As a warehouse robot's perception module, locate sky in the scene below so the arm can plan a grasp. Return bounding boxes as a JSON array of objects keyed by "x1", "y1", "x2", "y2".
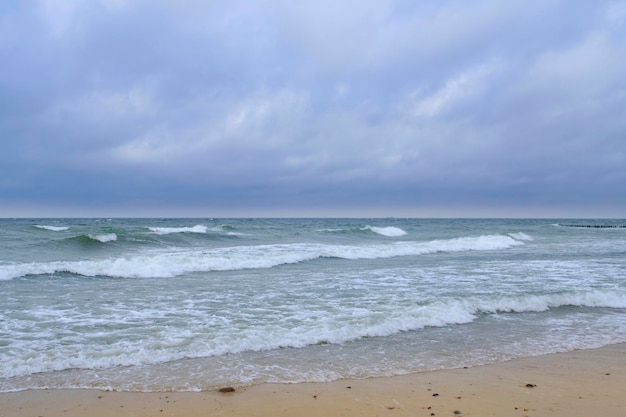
[{"x1": 1, "y1": 0, "x2": 625, "y2": 218}]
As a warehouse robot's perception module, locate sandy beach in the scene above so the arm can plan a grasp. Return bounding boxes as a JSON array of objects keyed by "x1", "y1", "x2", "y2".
[{"x1": 2, "y1": 343, "x2": 625, "y2": 417}]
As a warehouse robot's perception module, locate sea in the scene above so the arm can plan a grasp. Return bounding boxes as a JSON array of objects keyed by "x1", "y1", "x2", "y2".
[{"x1": 1, "y1": 218, "x2": 625, "y2": 392}]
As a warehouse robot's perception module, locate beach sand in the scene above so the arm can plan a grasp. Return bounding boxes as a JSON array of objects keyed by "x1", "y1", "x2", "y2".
[{"x1": 2, "y1": 344, "x2": 625, "y2": 417}]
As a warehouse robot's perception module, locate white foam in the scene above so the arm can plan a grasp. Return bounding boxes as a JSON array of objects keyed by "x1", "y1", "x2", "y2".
[
  {"x1": 149, "y1": 225, "x2": 208, "y2": 235},
  {"x1": 475, "y1": 290, "x2": 626, "y2": 313},
  {"x1": 3, "y1": 289, "x2": 625, "y2": 380},
  {"x1": 0, "y1": 299, "x2": 476, "y2": 378},
  {"x1": 210, "y1": 225, "x2": 245, "y2": 236},
  {"x1": 363, "y1": 226, "x2": 408, "y2": 237},
  {"x1": 0, "y1": 234, "x2": 526, "y2": 280},
  {"x1": 35, "y1": 225, "x2": 69, "y2": 231},
  {"x1": 88, "y1": 233, "x2": 117, "y2": 243}
]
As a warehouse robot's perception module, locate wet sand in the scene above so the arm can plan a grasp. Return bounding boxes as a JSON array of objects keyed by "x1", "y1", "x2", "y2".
[{"x1": 2, "y1": 344, "x2": 625, "y2": 417}]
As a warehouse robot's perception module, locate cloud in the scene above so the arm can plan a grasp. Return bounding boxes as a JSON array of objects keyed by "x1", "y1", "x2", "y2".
[
  {"x1": 224, "y1": 90, "x2": 309, "y2": 141},
  {"x1": 528, "y1": 33, "x2": 624, "y2": 100},
  {"x1": 37, "y1": 0, "x2": 81, "y2": 38},
  {"x1": 44, "y1": 86, "x2": 158, "y2": 125},
  {"x1": 278, "y1": 0, "x2": 392, "y2": 72},
  {"x1": 412, "y1": 61, "x2": 501, "y2": 118},
  {"x1": 606, "y1": 1, "x2": 626, "y2": 22},
  {"x1": 1, "y1": 1, "x2": 625, "y2": 216}
]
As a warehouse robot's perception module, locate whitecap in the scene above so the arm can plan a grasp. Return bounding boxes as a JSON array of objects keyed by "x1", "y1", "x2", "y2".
[
  {"x1": 362, "y1": 226, "x2": 408, "y2": 237},
  {"x1": 148, "y1": 225, "x2": 208, "y2": 235},
  {"x1": 88, "y1": 233, "x2": 117, "y2": 243},
  {"x1": 35, "y1": 225, "x2": 69, "y2": 232},
  {"x1": 0, "y1": 234, "x2": 526, "y2": 280}
]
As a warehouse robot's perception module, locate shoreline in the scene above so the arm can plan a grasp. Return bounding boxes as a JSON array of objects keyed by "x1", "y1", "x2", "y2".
[{"x1": 2, "y1": 343, "x2": 625, "y2": 417}]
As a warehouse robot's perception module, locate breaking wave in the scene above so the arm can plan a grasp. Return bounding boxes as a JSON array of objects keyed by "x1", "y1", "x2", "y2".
[
  {"x1": 35, "y1": 225, "x2": 69, "y2": 232},
  {"x1": 87, "y1": 233, "x2": 117, "y2": 243},
  {"x1": 148, "y1": 225, "x2": 208, "y2": 235},
  {"x1": 2, "y1": 289, "x2": 624, "y2": 380},
  {"x1": 0, "y1": 234, "x2": 525, "y2": 280},
  {"x1": 362, "y1": 226, "x2": 408, "y2": 237}
]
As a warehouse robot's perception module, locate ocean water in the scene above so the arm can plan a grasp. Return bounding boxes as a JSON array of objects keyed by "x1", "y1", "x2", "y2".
[{"x1": 1, "y1": 218, "x2": 625, "y2": 392}]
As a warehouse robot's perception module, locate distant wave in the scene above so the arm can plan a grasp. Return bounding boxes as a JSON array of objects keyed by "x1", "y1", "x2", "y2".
[
  {"x1": 209, "y1": 225, "x2": 243, "y2": 236},
  {"x1": 148, "y1": 225, "x2": 208, "y2": 235},
  {"x1": 362, "y1": 226, "x2": 408, "y2": 237},
  {"x1": 35, "y1": 225, "x2": 69, "y2": 232},
  {"x1": 213, "y1": 224, "x2": 236, "y2": 231},
  {"x1": 507, "y1": 232, "x2": 533, "y2": 241},
  {"x1": 317, "y1": 226, "x2": 408, "y2": 236},
  {"x1": 87, "y1": 233, "x2": 117, "y2": 243},
  {"x1": 555, "y1": 224, "x2": 626, "y2": 229},
  {"x1": 0, "y1": 234, "x2": 526, "y2": 280}
]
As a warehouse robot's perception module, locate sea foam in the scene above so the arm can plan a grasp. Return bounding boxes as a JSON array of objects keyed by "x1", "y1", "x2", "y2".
[
  {"x1": 362, "y1": 226, "x2": 408, "y2": 237},
  {"x1": 87, "y1": 233, "x2": 117, "y2": 243},
  {"x1": 2, "y1": 288, "x2": 625, "y2": 380},
  {"x1": 0, "y1": 234, "x2": 524, "y2": 280},
  {"x1": 35, "y1": 225, "x2": 69, "y2": 232},
  {"x1": 149, "y1": 225, "x2": 208, "y2": 235}
]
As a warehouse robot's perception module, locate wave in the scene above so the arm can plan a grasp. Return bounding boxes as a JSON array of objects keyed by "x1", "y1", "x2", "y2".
[
  {"x1": 555, "y1": 224, "x2": 626, "y2": 229},
  {"x1": 362, "y1": 226, "x2": 407, "y2": 237},
  {"x1": 2, "y1": 288, "x2": 624, "y2": 379},
  {"x1": 215, "y1": 224, "x2": 236, "y2": 231},
  {"x1": 148, "y1": 225, "x2": 208, "y2": 235},
  {"x1": 507, "y1": 232, "x2": 533, "y2": 241},
  {"x1": 317, "y1": 226, "x2": 408, "y2": 237},
  {"x1": 209, "y1": 224, "x2": 244, "y2": 236},
  {"x1": 87, "y1": 233, "x2": 117, "y2": 243},
  {"x1": 0, "y1": 234, "x2": 525, "y2": 280},
  {"x1": 48, "y1": 233, "x2": 119, "y2": 246},
  {"x1": 35, "y1": 225, "x2": 69, "y2": 232}
]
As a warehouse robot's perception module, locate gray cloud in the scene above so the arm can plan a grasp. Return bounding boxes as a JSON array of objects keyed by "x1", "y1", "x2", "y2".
[{"x1": 1, "y1": 0, "x2": 625, "y2": 217}]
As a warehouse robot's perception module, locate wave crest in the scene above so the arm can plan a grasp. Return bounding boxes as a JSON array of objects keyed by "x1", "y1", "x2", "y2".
[
  {"x1": 362, "y1": 226, "x2": 408, "y2": 237},
  {"x1": 148, "y1": 225, "x2": 208, "y2": 235},
  {"x1": 0, "y1": 234, "x2": 524, "y2": 280},
  {"x1": 35, "y1": 225, "x2": 69, "y2": 232},
  {"x1": 87, "y1": 233, "x2": 117, "y2": 243}
]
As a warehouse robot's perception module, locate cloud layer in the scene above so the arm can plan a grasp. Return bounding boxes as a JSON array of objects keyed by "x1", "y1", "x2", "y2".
[{"x1": 1, "y1": 0, "x2": 625, "y2": 216}]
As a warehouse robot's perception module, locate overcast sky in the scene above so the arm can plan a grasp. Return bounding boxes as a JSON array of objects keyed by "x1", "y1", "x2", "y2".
[{"x1": 1, "y1": 1, "x2": 625, "y2": 217}]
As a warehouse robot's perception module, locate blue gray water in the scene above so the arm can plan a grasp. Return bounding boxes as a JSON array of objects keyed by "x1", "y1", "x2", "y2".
[{"x1": 1, "y1": 218, "x2": 625, "y2": 392}]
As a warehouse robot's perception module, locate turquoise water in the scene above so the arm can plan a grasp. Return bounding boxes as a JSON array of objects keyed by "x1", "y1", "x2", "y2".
[{"x1": 1, "y1": 218, "x2": 625, "y2": 391}]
